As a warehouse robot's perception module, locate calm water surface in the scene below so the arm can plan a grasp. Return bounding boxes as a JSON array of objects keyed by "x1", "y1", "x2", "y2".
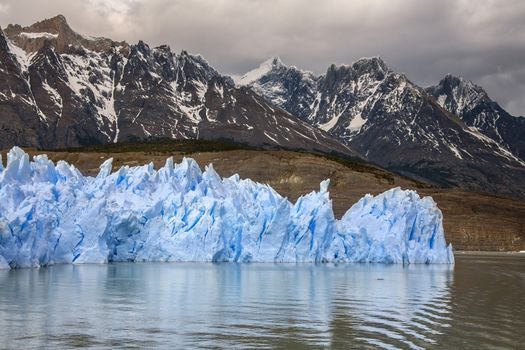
[{"x1": 0, "y1": 255, "x2": 524, "y2": 349}]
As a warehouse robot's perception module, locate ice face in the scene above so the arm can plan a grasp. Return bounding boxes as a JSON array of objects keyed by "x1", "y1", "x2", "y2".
[{"x1": 0, "y1": 147, "x2": 454, "y2": 269}]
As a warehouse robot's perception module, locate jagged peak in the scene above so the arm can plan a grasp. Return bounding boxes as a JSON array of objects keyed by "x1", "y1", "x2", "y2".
[
  {"x1": 154, "y1": 44, "x2": 171, "y2": 52},
  {"x1": 438, "y1": 73, "x2": 468, "y2": 89},
  {"x1": 46, "y1": 14, "x2": 68, "y2": 26},
  {"x1": 177, "y1": 50, "x2": 214, "y2": 69},
  {"x1": 53, "y1": 14, "x2": 67, "y2": 22},
  {"x1": 435, "y1": 74, "x2": 489, "y2": 100},
  {"x1": 439, "y1": 73, "x2": 484, "y2": 92},
  {"x1": 234, "y1": 56, "x2": 287, "y2": 86},
  {"x1": 4, "y1": 14, "x2": 73, "y2": 41},
  {"x1": 349, "y1": 57, "x2": 390, "y2": 79},
  {"x1": 134, "y1": 40, "x2": 151, "y2": 53},
  {"x1": 442, "y1": 73, "x2": 463, "y2": 83},
  {"x1": 352, "y1": 56, "x2": 389, "y2": 71},
  {"x1": 427, "y1": 74, "x2": 491, "y2": 114},
  {"x1": 174, "y1": 49, "x2": 224, "y2": 84},
  {"x1": 325, "y1": 56, "x2": 391, "y2": 82},
  {"x1": 4, "y1": 15, "x2": 124, "y2": 54},
  {"x1": 264, "y1": 56, "x2": 285, "y2": 69},
  {"x1": 20, "y1": 14, "x2": 73, "y2": 35}
]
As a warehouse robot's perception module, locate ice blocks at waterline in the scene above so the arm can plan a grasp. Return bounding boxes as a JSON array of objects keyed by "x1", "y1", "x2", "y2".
[{"x1": 0, "y1": 147, "x2": 453, "y2": 269}]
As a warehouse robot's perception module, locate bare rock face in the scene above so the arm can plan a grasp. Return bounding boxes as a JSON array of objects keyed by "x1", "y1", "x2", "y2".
[
  {"x1": 239, "y1": 57, "x2": 525, "y2": 200},
  {"x1": 4, "y1": 15, "x2": 127, "y2": 54},
  {"x1": 0, "y1": 17, "x2": 354, "y2": 157}
]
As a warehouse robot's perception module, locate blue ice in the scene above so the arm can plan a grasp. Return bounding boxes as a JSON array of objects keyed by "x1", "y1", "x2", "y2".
[{"x1": 0, "y1": 147, "x2": 454, "y2": 269}]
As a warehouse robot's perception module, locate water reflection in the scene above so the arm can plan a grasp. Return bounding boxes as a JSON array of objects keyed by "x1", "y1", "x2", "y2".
[
  {"x1": 329, "y1": 264, "x2": 453, "y2": 349},
  {"x1": 0, "y1": 258, "x2": 522, "y2": 349}
]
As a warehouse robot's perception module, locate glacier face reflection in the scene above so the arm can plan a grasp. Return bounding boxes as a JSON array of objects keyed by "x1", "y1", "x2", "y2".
[{"x1": 0, "y1": 262, "x2": 455, "y2": 349}]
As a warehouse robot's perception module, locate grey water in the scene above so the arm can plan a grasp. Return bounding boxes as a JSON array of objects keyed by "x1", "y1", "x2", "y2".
[{"x1": 0, "y1": 255, "x2": 524, "y2": 349}]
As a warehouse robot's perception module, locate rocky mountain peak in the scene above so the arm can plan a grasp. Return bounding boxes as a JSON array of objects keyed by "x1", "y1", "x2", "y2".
[
  {"x1": 323, "y1": 56, "x2": 391, "y2": 88},
  {"x1": 4, "y1": 15, "x2": 127, "y2": 54},
  {"x1": 155, "y1": 44, "x2": 171, "y2": 53},
  {"x1": 28, "y1": 14, "x2": 70, "y2": 34},
  {"x1": 351, "y1": 56, "x2": 389, "y2": 75},
  {"x1": 133, "y1": 40, "x2": 151, "y2": 55},
  {"x1": 426, "y1": 74, "x2": 525, "y2": 162},
  {"x1": 267, "y1": 56, "x2": 285, "y2": 69},
  {"x1": 257, "y1": 56, "x2": 286, "y2": 71},
  {"x1": 5, "y1": 14, "x2": 75, "y2": 42},
  {"x1": 427, "y1": 74, "x2": 489, "y2": 115},
  {"x1": 178, "y1": 50, "x2": 209, "y2": 68},
  {"x1": 234, "y1": 56, "x2": 287, "y2": 86},
  {"x1": 440, "y1": 74, "x2": 485, "y2": 94}
]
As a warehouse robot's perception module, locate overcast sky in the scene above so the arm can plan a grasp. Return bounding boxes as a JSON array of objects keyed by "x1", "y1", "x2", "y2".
[{"x1": 1, "y1": 0, "x2": 524, "y2": 115}]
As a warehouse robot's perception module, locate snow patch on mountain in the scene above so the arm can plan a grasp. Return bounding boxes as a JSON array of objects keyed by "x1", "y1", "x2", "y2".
[
  {"x1": 6, "y1": 38, "x2": 34, "y2": 72},
  {"x1": 62, "y1": 49, "x2": 117, "y2": 137},
  {"x1": 19, "y1": 32, "x2": 58, "y2": 39},
  {"x1": 347, "y1": 114, "x2": 366, "y2": 131},
  {"x1": 234, "y1": 57, "x2": 285, "y2": 86}
]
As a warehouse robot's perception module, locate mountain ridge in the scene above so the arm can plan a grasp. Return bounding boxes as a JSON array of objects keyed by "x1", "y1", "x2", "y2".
[
  {"x1": 0, "y1": 16, "x2": 355, "y2": 158},
  {"x1": 1, "y1": 15, "x2": 524, "y2": 201},
  {"x1": 238, "y1": 56, "x2": 525, "y2": 199},
  {"x1": 426, "y1": 74, "x2": 525, "y2": 161}
]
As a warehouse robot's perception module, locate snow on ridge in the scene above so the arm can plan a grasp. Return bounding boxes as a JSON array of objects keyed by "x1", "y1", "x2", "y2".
[
  {"x1": 61, "y1": 49, "x2": 118, "y2": 139},
  {"x1": 437, "y1": 94, "x2": 447, "y2": 107},
  {"x1": 6, "y1": 38, "x2": 35, "y2": 71},
  {"x1": 464, "y1": 126, "x2": 525, "y2": 167},
  {"x1": 19, "y1": 32, "x2": 58, "y2": 39},
  {"x1": 234, "y1": 57, "x2": 284, "y2": 86},
  {"x1": 319, "y1": 113, "x2": 342, "y2": 132},
  {"x1": 0, "y1": 147, "x2": 454, "y2": 269}
]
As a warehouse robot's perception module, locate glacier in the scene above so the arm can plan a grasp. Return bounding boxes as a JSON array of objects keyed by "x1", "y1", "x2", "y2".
[{"x1": 0, "y1": 147, "x2": 454, "y2": 269}]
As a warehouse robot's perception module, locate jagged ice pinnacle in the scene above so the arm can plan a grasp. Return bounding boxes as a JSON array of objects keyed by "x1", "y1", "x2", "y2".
[{"x1": 0, "y1": 147, "x2": 453, "y2": 269}]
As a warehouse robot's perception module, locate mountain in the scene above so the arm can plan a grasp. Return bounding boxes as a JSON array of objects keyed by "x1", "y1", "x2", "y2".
[
  {"x1": 237, "y1": 57, "x2": 525, "y2": 199},
  {"x1": 2, "y1": 15, "x2": 524, "y2": 201},
  {"x1": 426, "y1": 74, "x2": 525, "y2": 161},
  {"x1": 0, "y1": 15, "x2": 353, "y2": 157}
]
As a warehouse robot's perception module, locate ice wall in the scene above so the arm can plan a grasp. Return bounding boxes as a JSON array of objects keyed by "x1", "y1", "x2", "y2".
[{"x1": 0, "y1": 147, "x2": 454, "y2": 269}]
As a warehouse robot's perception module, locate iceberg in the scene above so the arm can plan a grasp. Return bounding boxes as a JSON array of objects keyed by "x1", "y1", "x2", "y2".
[{"x1": 0, "y1": 147, "x2": 454, "y2": 269}]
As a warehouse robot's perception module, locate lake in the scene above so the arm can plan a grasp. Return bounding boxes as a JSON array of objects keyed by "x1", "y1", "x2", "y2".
[{"x1": 0, "y1": 254, "x2": 524, "y2": 349}]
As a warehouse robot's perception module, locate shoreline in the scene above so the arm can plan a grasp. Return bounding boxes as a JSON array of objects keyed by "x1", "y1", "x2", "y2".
[{"x1": 454, "y1": 250, "x2": 525, "y2": 256}]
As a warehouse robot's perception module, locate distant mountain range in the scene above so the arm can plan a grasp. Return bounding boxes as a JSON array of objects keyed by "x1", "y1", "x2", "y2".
[
  {"x1": 0, "y1": 15, "x2": 351, "y2": 156},
  {"x1": 1, "y1": 15, "x2": 524, "y2": 199},
  {"x1": 236, "y1": 57, "x2": 525, "y2": 198}
]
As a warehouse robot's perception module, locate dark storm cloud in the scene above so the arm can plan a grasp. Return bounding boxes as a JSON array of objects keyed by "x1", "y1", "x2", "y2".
[{"x1": 1, "y1": 0, "x2": 524, "y2": 115}]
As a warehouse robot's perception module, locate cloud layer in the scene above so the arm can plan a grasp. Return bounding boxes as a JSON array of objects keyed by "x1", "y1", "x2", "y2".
[{"x1": 1, "y1": 0, "x2": 524, "y2": 115}]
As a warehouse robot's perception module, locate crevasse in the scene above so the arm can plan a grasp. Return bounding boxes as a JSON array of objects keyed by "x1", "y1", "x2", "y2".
[{"x1": 0, "y1": 147, "x2": 454, "y2": 269}]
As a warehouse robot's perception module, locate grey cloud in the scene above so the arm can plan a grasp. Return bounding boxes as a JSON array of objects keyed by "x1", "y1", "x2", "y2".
[{"x1": 0, "y1": 0, "x2": 523, "y2": 115}]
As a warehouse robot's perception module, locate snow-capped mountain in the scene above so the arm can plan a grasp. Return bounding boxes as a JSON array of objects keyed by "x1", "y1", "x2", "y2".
[
  {"x1": 426, "y1": 74, "x2": 525, "y2": 161},
  {"x1": 238, "y1": 57, "x2": 525, "y2": 199},
  {"x1": 1, "y1": 15, "x2": 524, "y2": 200},
  {"x1": 0, "y1": 15, "x2": 352, "y2": 156},
  {"x1": 236, "y1": 56, "x2": 391, "y2": 141}
]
